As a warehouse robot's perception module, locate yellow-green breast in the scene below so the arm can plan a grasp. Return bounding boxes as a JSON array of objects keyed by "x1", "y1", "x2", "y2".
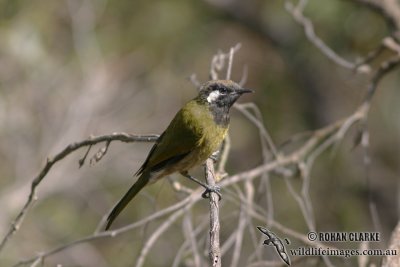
[
  {"x1": 178, "y1": 99, "x2": 228, "y2": 170},
  {"x1": 140, "y1": 98, "x2": 228, "y2": 181}
]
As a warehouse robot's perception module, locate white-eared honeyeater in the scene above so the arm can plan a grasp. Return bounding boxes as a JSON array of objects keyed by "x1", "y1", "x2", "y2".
[{"x1": 105, "y1": 80, "x2": 252, "y2": 230}]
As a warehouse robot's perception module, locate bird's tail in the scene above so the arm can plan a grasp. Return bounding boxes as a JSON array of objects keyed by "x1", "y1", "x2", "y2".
[{"x1": 105, "y1": 172, "x2": 149, "y2": 230}]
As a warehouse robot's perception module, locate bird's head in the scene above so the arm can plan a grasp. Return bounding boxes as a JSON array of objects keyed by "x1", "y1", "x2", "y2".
[{"x1": 198, "y1": 80, "x2": 253, "y2": 108}]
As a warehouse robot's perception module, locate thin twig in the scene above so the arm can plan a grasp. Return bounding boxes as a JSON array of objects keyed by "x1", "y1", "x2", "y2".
[
  {"x1": 232, "y1": 179, "x2": 254, "y2": 267},
  {"x1": 235, "y1": 103, "x2": 278, "y2": 159},
  {"x1": 172, "y1": 217, "x2": 209, "y2": 267},
  {"x1": 78, "y1": 144, "x2": 92, "y2": 167},
  {"x1": 298, "y1": 162, "x2": 316, "y2": 231},
  {"x1": 204, "y1": 44, "x2": 243, "y2": 266},
  {"x1": 0, "y1": 133, "x2": 159, "y2": 255},
  {"x1": 285, "y1": 0, "x2": 358, "y2": 70},
  {"x1": 13, "y1": 192, "x2": 196, "y2": 267},
  {"x1": 216, "y1": 135, "x2": 231, "y2": 178},
  {"x1": 7, "y1": 34, "x2": 399, "y2": 266},
  {"x1": 364, "y1": 55, "x2": 400, "y2": 102},
  {"x1": 12, "y1": 101, "x2": 374, "y2": 266},
  {"x1": 226, "y1": 186, "x2": 338, "y2": 253},
  {"x1": 135, "y1": 206, "x2": 189, "y2": 267},
  {"x1": 210, "y1": 43, "x2": 242, "y2": 80},
  {"x1": 205, "y1": 159, "x2": 221, "y2": 267},
  {"x1": 226, "y1": 46, "x2": 235, "y2": 80},
  {"x1": 183, "y1": 210, "x2": 202, "y2": 267},
  {"x1": 230, "y1": 203, "x2": 247, "y2": 267},
  {"x1": 90, "y1": 140, "x2": 111, "y2": 164},
  {"x1": 189, "y1": 73, "x2": 201, "y2": 90},
  {"x1": 284, "y1": 176, "x2": 315, "y2": 230}
]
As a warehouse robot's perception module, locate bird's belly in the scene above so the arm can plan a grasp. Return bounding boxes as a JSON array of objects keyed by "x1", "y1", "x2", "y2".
[
  {"x1": 148, "y1": 125, "x2": 227, "y2": 183},
  {"x1": 181, "y1": 126, "x2": 227, "y2": 170}
]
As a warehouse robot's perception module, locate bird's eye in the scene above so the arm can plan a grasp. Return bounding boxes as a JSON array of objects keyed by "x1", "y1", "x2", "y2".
[
  {"x1": 210, "y1": 85, "x2": 219, "y2": 91},
  {"x1": 219, "y1": 87, "x2": 228, "y2": 94}
]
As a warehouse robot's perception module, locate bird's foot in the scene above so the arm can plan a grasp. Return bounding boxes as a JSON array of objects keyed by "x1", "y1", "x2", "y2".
[
  {"x1": 209, "y1": 151, "x2": 219, "y2": 163},
  {"x1": 201, "y1": 185, "x2": 222, "y2": 201},
  {"x1": 180, "y1": 171, "x2": 222, "y2": 201}
]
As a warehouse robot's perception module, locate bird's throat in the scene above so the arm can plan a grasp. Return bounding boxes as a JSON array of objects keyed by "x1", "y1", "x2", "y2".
[{"x1": 209, "y1": 104, "x2": 230, "y2": 127}]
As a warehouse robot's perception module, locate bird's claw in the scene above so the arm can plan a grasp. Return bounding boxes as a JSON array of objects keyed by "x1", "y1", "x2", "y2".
[
  {"x1": 202, "y1": 185, "x2": 222, "y2": 201},
  {"x1": 209, "y1": 151, "x2": 219, "y2": 163}
]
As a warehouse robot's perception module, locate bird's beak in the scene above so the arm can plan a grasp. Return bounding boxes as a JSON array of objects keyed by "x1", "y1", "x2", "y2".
[{"x1": 235, "y1": 88, "x2": 254, "y2": 94}]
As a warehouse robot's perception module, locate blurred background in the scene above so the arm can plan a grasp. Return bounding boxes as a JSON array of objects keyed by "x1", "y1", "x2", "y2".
[{"x1": 0, "y1": 0, "x2": 399, "y2": 266}]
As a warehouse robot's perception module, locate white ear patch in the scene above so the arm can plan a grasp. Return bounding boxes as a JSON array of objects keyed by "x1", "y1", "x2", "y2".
[{"x1": 207, "y1": 90, "x2": 220, "y2": 103}]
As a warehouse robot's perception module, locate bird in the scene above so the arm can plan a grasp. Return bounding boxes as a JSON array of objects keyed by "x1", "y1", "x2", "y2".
[{"x1": 105, "y1": 80, "x2": 252, "y2": 230}]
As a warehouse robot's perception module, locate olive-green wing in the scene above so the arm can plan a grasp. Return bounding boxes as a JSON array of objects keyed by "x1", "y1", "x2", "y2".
[{"x1": 136, "y1": 106, "x2": 200, "y2": 175}]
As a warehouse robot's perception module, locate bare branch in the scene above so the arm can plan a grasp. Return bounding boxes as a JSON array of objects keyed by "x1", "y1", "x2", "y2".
[
  {"x1": 216, "y1": 135, "x2": 231, "y2": 179},
  {"x1": 189, "y1": 73, "x2": 201, "y2": 90},
  {"x1": 230, "y1": 203, "x2": 247, "y2": 267},
  {"x1": 226, "y1": 45, "x2": 236, "y2": 80},
  {"x1": 285, "y1": 0, "x2": 359, "y2": 70},
  {"x1": 235, "y1": 103, "x2": 278, "y2": 159},
  {"x1": 172, "y1": 217, "x2": 209, "y2": 267},
  {"x1": 90, "y1": 140, "x2": 111, "y2": 164},
  {"x1": 6, "y1": 26, "x2": 399, "y2": 265},
  {"x1": 0, "y1": 133, "x2": 159, "y2": 255},
  {"x1": 13, "y1": 192, "x2": 196, "y2": 267},
  {"x1": 364, "y1": 55, "x2": 400, "y2": 102},
  {"x1": 205, "y1": 43, "x2": 243, "y2": 266},
  {"x1": 10, "y1": 96, "x2": 380, "y2": 266},
  {"x1": 135, "y1": 207, "x2": 187, "y2": 267},
  {"x1": 221, "y1": 105, "x2": 367, "y2": 188},
  {"x1": 183, "y1": 211, "x2": 202, "y2": 267},
  {"x1": 210, "y1": 43, "x2": 241, "y2": 80},
  {"x1": 205, "y1": 159, "x2": 221, "y2": 267}
]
